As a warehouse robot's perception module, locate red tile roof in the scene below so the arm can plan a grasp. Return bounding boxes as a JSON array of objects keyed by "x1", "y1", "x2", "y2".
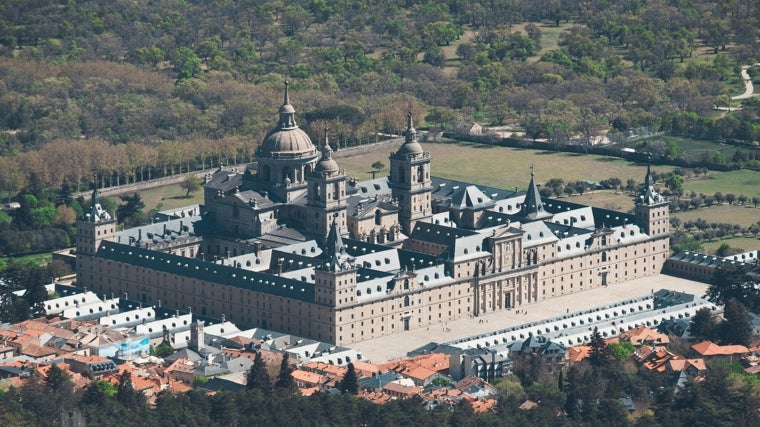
[{"x1": 691, "y1": 341, "x2": 749, "y2": 356}]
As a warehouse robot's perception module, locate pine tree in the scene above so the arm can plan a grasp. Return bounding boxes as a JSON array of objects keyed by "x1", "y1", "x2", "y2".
[
  {"x1": 589, "y1": 327, "x2": 607, "y2": 366},
  {"x1": 246, "y1": 351, "x2": 271, "y2": 391},
  {"x1": 720, "y1": 300, "x2": 752, "y2": 346},
  {"x1": 274, "y1": 353, "x2": 295, "y2": 391},
  {"x1": 44, "y1": 363, "x2": 71, "y2": 392},
  {"x1": 115, "y1": 370, "x2": 145, "y2": 411},
  {"x1": 339, "y1": 363, "x2": 359, "y2": 395}
]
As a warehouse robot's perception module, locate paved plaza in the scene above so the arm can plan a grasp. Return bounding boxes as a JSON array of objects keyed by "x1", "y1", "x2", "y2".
[{"x1": 349, "y1": 274, "x2": 709, "y2": 362}]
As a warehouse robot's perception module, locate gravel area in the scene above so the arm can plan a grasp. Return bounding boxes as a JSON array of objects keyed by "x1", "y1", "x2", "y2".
[{"x1": 349, "y1": 274, "x2": 709, "y2": 363}]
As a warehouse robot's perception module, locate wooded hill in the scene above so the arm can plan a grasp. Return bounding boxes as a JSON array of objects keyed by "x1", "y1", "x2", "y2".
[{"x1": 0, "y1": 0, "x2": 759, "y2": 196}]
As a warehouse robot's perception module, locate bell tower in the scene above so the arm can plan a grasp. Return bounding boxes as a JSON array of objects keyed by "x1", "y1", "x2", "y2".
[
  {"x1": 389, "y1": 110, "x2": 432, "y2": 234},
  {"x1": 307, "y1": 129, "x2": 347, "y2": 240}
]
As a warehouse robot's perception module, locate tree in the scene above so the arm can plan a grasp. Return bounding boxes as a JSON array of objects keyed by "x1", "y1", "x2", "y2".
[
  {"x1": 246, "y1": 351, "x2": 271, "y2": 391},
  {"x1": 339, "y1": 362, "x2": 359, "y2": 394},
  {"x1": 589, "y1": 327, "x2": 607, "y2": 366},
  {"x1": 370, "y1": 161, "x2": 385, "y2": 179},
  {"x1": 719, "y1": 300, "x2": 752, "y2": 346},
  {"x1": 116, "y1": 193, "x2": 145, "y2": 226},
  {"x1": 180, "y1": 175, "x2": 202, "y2": 197},
  {"x1": 116, "y1": 370, "x2": 143, "y2": 411},
  {"x1": 665, "y1": 174, "x2": 683, "y2": 198},
  {"x1": 689, "y1": 307, "x2": 717, "y2": 341},
  {"x1": 715, "y1": 242, "x2": 737, "y2": 257},
  {"x1": 274, "y1": 353, "x2": 295, "y2": 391},
  {"x1": 606, "y1": 342, "x2": 635, "y2": 360},
  {"x1": 44, "y1": 363, "x2": 71, "y2": 392},
  {"x1": 173, "y1": 47, "x2": 202, "y2": 80},
  {"x1": 153, "y1": 341, "x2": 174, "y2": 358},
  {"x1": 707, "y1": 264, "x2": 760, "y2": 313}
]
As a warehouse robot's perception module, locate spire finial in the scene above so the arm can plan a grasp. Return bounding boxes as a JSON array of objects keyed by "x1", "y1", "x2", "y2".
[
  {"x1": 407, "y1": 107, "x2": 414, "y2": 130},
  {"x1": 323, "y1": 127, "x2": 332, "y2": 155},
  {"x1": 284, "y1": 80, "x2": 290, "y2": 105},
  {"x1": 529, "y1": 164, "x2": 534, "y2": 177}
]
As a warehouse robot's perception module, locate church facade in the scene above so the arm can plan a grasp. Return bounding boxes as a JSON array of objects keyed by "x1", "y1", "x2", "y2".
[{"x1": 76, "y1": 85, "x2": 670, "y2": 346}]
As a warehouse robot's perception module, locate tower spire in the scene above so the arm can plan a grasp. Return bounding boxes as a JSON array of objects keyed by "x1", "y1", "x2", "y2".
[
  {"x1": 322, "y1": 127, "x2": 332, "y2": 156},
  {"x1": 520, "y1": 166, "x2": 552, "y2": 221},
  {"x1": 405, "y1": 108, "x2": 416, "y2": 143},
  {"x1": 278, "y1": 80, "x2": 297, "y2": 129}
]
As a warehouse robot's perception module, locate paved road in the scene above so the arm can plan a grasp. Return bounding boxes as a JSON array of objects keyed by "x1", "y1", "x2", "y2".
[{"x1": 349, "y1": 274, "x2": 709, "y2": 363}]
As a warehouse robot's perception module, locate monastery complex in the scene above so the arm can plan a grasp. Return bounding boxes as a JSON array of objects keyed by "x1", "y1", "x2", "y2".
[{"x1": 76, "y1": 84, "x2": 671, "y2": 346}]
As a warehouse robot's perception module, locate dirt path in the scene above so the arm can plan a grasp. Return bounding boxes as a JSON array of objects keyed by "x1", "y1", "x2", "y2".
[{"x1": 731, "y1": 64, "x2": 756, "y2": 100}]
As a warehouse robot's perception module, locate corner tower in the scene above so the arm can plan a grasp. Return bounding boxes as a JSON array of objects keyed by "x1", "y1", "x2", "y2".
[
  {"x1": 634, "y1": 164, "x2": 669, "y2": 237},
  {"x1": 306, "y1": 129, "x2": 348, "y2": 240},
  {"x1": 76, "y1": 187, "x2": 116, "y2": 274},
  {"x1": 389, "y1": 110, "x2": 432, "y2": 234},
  {"x1": 313, "y1": 221, "x2": 357, "y2": 309}
]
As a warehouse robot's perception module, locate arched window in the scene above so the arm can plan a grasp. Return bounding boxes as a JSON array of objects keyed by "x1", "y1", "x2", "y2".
[
  {"x1": 261, "y1": 165, "x2": 271, "y2": 182},
  {"x1": 404, "y1": 279, "x2": 410, "y2": 290},
  {"x1": 417, "y1": 166, "x2": 424, "y2": 182},
  {"x1": 404, "y1": 295, "x2": 410, "y2": 307},
  {"x1": 601, "y1": 252, "x2": 607, "y2": 262},
  {"x1": 375, "y1": 209, "x2": 382, "y2": 225},
  {"x1": 398, "y1": 167, "x2": 405, "y2": 183}
]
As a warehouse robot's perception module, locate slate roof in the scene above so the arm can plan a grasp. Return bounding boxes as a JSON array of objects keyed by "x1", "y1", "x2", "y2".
[
  {"x1": 204, "y1": 170, "x2": 244, "y2": 194},
  {"x1": 518, "y1": 173, "x2": 552, "y2": 221},
  {"x1": 96, "y1": 242, "x2": 315, "y2": 303},
  {"x1": 445, "y1": 185, "x2": 495, "y2": 210}
]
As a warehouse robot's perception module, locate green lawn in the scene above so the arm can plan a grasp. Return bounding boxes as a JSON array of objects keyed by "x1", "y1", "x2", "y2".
[
  {"x1": 339, "y1": 139, "x2": 674, "y2": 192},
  {"x1": 682, "y1": 170, "x2": 760, "y2": 198},
  {"x1": 116, "y1": 183, "x2": 205, "y2": 214},
  {"x1": 567, "y1": 190, "x2": 635, "y2": 212},
  {"x1": 700, "y1": 236, "x2": 760, "y2": 255},
  {"x1": 673, "y1": 204, "x2": 760, "y2": 228},
  {"x1": 0, "y1": 252, "x2": 53, "y2": 269}
]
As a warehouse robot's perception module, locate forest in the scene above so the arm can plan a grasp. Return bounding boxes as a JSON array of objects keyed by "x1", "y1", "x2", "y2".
[{"x1": 0, "y1": 1, "x2": 758, "y2": 255}]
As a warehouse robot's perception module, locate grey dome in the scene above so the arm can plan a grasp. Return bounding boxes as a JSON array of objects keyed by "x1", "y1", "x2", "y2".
[
  {"x1": 395, "y1": 110, "x2": 423, "y2": 157},
  {"x1": 258, "y1": 81, "x2": 316, "y2": 158},
  {"x1": 260, "y1": 127, "x2": 316, "y2": 157},
  {"x1": 314, "y1": 131, "x2": 339, "y2": 173}
]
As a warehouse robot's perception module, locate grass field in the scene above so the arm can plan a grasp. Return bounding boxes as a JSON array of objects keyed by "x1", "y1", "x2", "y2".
[
  {"x1": 565, "y1": 190, "x2": 635, "y2": 212},
  {"x1": 672, "y1": 204, "x2": 760, "y2": 228},
  {"x1": 701, "y1": 237, "x2": 760, "y2": 254},
  {"x1": 339, "y1": 139, "x2": 675, "y2": 192},
  {"x1": 682, "y1": 170, "x2": 760, "y2": 198},
  {"x1": 0, "y1": 252, "x2": 53, "y2": 269},
  {"x1": 621, "y1": 136, "x2": 742, "y2": 162},
  {"x1": 132, "y1": 184, "x2": 204, "y2": 214}
]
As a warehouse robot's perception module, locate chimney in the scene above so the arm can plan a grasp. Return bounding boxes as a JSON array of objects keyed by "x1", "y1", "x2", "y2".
[{"x1": 163, "y1": 224, "x2": 167, "y2": 235}]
